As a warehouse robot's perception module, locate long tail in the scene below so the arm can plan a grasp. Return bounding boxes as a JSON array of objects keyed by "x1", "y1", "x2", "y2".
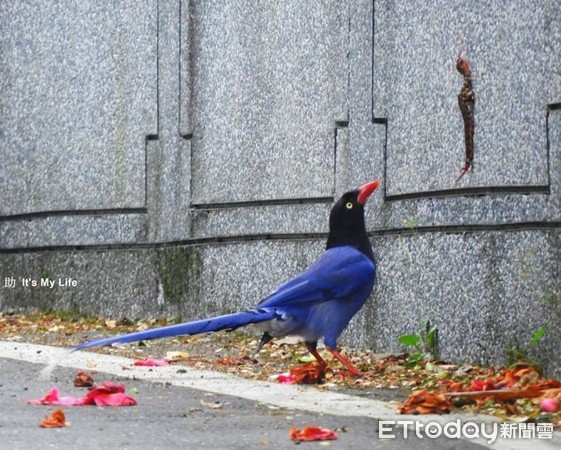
[{"x1": 72, "y1": 308, "x2": 278, "y2": 350}]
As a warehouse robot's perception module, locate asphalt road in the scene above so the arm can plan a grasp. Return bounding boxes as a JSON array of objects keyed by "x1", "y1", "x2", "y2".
[{"x1": 0, "y1": 341, "x2": 558, "y2": 450}]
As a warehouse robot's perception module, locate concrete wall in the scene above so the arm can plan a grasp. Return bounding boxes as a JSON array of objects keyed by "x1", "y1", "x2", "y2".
[{"x1": 1, "y1": 1, "x2": 560, "y2": 375}]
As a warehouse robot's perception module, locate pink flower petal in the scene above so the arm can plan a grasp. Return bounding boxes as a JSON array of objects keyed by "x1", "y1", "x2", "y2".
[
  {"x1": 82, "y1": 381, "x2": 127, "y2": 405},
  {"x1": 540, "y1": 397, "x2": 560, "y2": 413},
  {"x1": 27, "y1": 387, "x2": 60, "y2": 405},
  {"x1": 276, "y1": 373, "x2": 298, "y2": 384},
  {"x1": 28, "y1": 381, "x2": 136, "y2": 407},
  {"x1": 133, "y1": 358, "x2": 170, "y2": 367},
  {"x1": 92, "y1": 392, "x2": 137, "y2": 406},
  {"x1": 27, "y1": 387, "x2": 85, "y2": 406}
]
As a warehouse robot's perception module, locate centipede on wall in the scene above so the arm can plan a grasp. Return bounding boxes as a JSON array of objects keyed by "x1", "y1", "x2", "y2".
[{"x1": 456, "y1": 50, "x2": 475, "y2": 181}]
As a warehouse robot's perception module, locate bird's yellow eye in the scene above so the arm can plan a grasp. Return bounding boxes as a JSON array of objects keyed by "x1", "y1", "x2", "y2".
[{"x1": 345, "y1": 202, "x2": 353, "y2": 209}]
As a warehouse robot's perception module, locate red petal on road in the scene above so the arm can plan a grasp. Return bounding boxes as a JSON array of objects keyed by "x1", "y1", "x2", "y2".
[
  {"x1": 290, "y1": 425, "x2": 338, "y2": 441},
  {"x1": 276, "y1": 362, "x2": 326, "y2": 385},
  {"x1": 39, "y1": 408, "x2": 67, "y2": 428},
  {"x1": 82, "y1": 381, "x2": 136, "y2": 406}
]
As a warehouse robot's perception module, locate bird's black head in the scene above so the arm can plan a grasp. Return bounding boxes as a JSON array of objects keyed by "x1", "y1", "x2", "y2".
[{"x1": 326, "y1": 181, "x2": 379, "y2": 261}]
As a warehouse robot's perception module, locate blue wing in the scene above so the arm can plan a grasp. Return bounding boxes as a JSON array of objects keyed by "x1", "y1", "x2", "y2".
[{"x1": 259, "y1": 246, "x2": 376, "y2": 309}]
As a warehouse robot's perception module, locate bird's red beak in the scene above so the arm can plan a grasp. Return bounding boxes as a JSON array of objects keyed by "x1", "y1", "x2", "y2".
[{"x1": 357, "y1": 180, "x2": 380, "y2": 205}]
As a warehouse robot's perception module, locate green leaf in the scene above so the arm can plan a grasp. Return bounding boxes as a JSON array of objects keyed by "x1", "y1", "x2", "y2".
[
  {"x1": 424, "y1": 361, "x2": 439, "y2": 372},
  {"x1": 425, "y1": 326, "x2": 438, "y2": 345},
  {"x1": 297, "y1": 354, "x2": 317, "y2": 363},
  {"x1": 529, "y1": 327, "x2": 547, "y2": 347},
  {"x1": 405, "y1": 353, "x2": 423, "y2": 365},
  {"x1": 398, "y1": 334, "x2": 420, "y2": 347}
]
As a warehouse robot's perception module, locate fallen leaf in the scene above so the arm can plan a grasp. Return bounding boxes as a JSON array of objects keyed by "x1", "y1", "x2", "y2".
[
  {"x1": 200, "y1": 399, "x2": 224, "y2": 409},
  {"x1": 40, "y1": 408, "x2": 67, "y2": 428},
  {"x1": 74, "y1": 371, "x2": 94, "y2": 387},
  {"x1": 165, "y1": 351, "x2": 189, "y2": 361},
  {"x1": 398, "y1": 390, "x2": 451, "y2": 414},
  {"x1": 290, "y1": 425, "x2": 337, "y2": 442},
  {"x1": 503, "y1": 367, "x2": 540, "y2": 388},
  {"x1": 216, "y1": 355, "x2": 240, "y2": 366},
  {"x1": 133, "y1": 358, "x2": 170, "y2": 367},
  {"x1": 471, "y1": 378, "x2": 499, "y2": 392},
  {"x1": 275, "y1": 336, "x2": 303, "y2": 346},
  {"x1": 296, "y1": 355, "x2": 317, "y2": 363}
]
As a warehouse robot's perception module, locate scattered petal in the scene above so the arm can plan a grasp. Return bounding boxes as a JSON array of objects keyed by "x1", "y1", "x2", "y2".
[
  {"x1": 540, "y1": 397, "x2": 560, "y2": 413},
  {"x1": 290, "y1": 425, "x2": 337, "y2": 442},
  {"x1": 133, "y1": 358, "x2": 170, "y2": 367},
  {"x1": 92, "y1": 392, "x2": 137, "y2": 407},
  {"x1": 40, "y1": 408, "x2": 67, "y2": 428},
  {"x1": 276, "y1": 372, "x2": 296, "y2": 384},
  {"x1": 83, "y1": 381, "x2": 136, "y2": 406},
  {"x1": 27, "y1": 387, "x2": 85, "y2": 406},
  {"x1": 28, "y1": 381, "x2": 136, "y2": 407},
  {"x1": 276, "y1": 362, "x2": 326, "y2": 385},
  {"x1": 471, "y1": 378, "x2": 499, "y2": 392},
  {"x1": 398, "y1": 390, "x2": 451, "y2": 415}
]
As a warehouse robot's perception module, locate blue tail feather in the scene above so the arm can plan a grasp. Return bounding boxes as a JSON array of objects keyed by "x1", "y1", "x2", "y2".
[{"x1": 72, "y1": 308, "x2": 277, "y2": 350}]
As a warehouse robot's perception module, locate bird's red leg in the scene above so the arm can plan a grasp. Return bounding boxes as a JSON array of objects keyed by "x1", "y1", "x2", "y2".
[
  {"x1": 327, "y1": 348, "x2": 363, "y2": 376},
  {"x1": 305, "y1": 343, "x2": 327, "y2": 365}
]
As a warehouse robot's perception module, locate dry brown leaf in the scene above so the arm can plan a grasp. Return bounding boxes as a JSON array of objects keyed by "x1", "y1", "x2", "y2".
[
  {"x1": 200, "y1": 399, "x2": 224, "y2": 409},
  {"x1": 216, "y1": 355, "x2": 241, "y2": 366},
  {"x1": 165, "y1": 351, "x2": 189, "y2": 361},
  {"x1": 73, "y1": 371, "x2": 94, "y2": 387}
]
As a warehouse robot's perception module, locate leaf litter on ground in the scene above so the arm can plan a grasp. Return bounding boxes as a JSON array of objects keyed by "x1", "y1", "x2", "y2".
[{"x1": 2, "y1": 311, "x2": 559, "y2": 427}]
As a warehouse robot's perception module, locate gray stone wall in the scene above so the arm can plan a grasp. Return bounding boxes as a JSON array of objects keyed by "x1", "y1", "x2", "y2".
[{"x1": 1, "y1": 1, "x2": 560, "y2": 375}]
